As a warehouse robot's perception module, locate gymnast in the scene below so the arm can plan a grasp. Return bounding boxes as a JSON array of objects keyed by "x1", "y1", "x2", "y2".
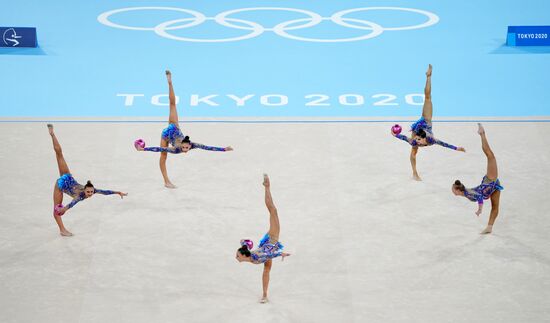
[
  {"x1": 452, "y1": 123, "x2": 503, "y2": 234},
  {"x1": 236, "y1": 174, "x2": 291, "y2": 303},
  {"x1": 48, "y1": 124, "x2": 127, "y2": 236},
  {"x1": 135, "y1": 70, "x2": 233, "y2": 188},
  {"x1": 391, "y1": 64, "x2": 465, "y2": 180}
]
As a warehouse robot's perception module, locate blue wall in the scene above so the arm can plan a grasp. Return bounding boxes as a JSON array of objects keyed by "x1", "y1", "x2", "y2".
[{"x1": 1, "y1": 0, "x2": 549, "y2": 117}]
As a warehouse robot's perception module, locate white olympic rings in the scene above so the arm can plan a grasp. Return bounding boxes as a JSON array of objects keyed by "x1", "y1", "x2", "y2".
[{"x1": 97, "y1": 7, "x2": 439, "y2": 43}]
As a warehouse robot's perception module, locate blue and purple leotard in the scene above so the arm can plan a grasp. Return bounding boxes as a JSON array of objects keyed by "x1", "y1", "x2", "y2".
[
  {"x1": 57, "y1": 173, "x2": 117, "y2": 209},
  {"x1": 143, "y1": 123, "x2": 226, "y2": 153},
  {"x1": 464, "y1": 176, "x2": 504, "y2": 205},
  {"x1": 394, "y1": 117, "x2": 458, "y2": 150},
  {"x1": 250, "y1": 233, "x2": 284, "y2": 264}
]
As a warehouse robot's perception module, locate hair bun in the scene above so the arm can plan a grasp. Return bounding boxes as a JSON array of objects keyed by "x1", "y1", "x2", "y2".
[
  {"x1": 87, "y1": 180, "x2": 92, "y2": 185},
  {"x1": 454, "y1": 180, "x2": 461, "y2": 185},
  {"x1": 418, "y1": 129, "x2": 427, "y2": 138}
]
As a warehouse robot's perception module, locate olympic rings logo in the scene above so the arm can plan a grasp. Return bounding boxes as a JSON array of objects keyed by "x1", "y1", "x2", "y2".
[{"x1": 97, "y1": 7, "x2": 440, "y2": 43}]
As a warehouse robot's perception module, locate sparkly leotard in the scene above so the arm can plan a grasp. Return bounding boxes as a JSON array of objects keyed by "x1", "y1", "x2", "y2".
[
  {"x1": 464, "y1": 176, "x2": 504, "y2": 205},
  {"x1": 57, "y1": 173, "x2": 116, "y2": 209},
  {"x1": 394, "y1": 117, "x2": 458, "y2": 150},
  {"x1": 143, "y1": 123, "x2": 226, "y2": 153},
  {"x1": 250, "y1": 233, "x2": 284, "y2": 264}
]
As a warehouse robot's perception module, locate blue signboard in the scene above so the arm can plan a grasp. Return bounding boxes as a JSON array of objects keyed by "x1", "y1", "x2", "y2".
[
  {"x1": 507, "y1": 26, "x2": 550, "y2": 46},
  {"x1": 0, "y1": 27, "x2": 37, "y2": 47}
]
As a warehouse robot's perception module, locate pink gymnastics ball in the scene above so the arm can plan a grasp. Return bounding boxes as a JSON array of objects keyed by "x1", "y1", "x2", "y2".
[
  {"x1": 134, "y1": 139, "x2": 145, "y2": 149},
  {"x1": 391, "y1": 124, "x2": 402, "y2": 135},
  {"x1": 242, "y1": 239, "x2": 253, "y2": 250},
  {"x1": 54, "y1": 204, "x2": 64, "y2": 216}
]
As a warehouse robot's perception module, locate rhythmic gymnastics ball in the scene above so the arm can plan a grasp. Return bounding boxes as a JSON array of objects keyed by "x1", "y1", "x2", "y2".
[
  {"x1": 134, "y1": 139, "x2": 146, "y2": 149},
  {"x1": 391, "y1": 124, "x2": 402, "y2": 135},
  {"x1": 54, "y1": 204, "x2": 64, "y2": 216},
  {"x1": 242, "y1": 239, "x2": 254, "y2": 250}
]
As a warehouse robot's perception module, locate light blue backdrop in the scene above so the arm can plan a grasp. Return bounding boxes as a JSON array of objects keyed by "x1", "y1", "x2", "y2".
[{"x1": 1, "y1": 0, "x2": 549, "y2": 118}]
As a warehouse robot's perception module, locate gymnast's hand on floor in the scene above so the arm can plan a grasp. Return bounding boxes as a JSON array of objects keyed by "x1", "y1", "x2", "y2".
[
  {"x1": 457, "y1": 147, "x2": 466, "y2": 152},
  {"x1": 117, "y1": 192, "x2": 128, "y2": 199},
  {"x1": 281, "y1": 253, "x2": 291, "y2": 261},
  {"x1": 224, "y1": 146, "x2": 234, "y2": 151}
]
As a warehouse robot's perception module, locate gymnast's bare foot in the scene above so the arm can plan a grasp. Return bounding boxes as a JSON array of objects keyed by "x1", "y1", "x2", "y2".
[
  {"x1": 60, "y1": 229, "x2": 73, "y2": 237},
  {"x1": 477, "y1": 123, "x2": 486, "y2": 136},
  {"x1": 480, "y1": 225, "x2": 493, "y2": 234},
  {"x1": 164, "y1": 182, "x2": 177, "y2": 189},
  {"x1": 426, "y1": 64, "x2": 432, "y2": 77}
]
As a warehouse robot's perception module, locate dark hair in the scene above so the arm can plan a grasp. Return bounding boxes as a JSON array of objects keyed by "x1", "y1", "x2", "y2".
[
  {"x1": 238, "y1": 245, "x2": 251, "y2": 257},
  {"x1": 182, "y1": 136, "x2": 191, "y2": 144},
  {"x1": 416, "y1": 128, "x2": 427, "y2": 138},
  {"x1": 453, "y1": 180, "x2": 465, "y2": 192},
  {"x1": 84, "y1": 180, "x2": 94, "y2": 189}
]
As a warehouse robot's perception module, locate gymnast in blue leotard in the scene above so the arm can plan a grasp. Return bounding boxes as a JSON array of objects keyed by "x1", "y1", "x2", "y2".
[
  {"x1": 135, "y1": 70, "x2": 233, "y2": 188},
  {"x1": 250, "y1": 234, "x2": 285, "y2": 265},
  {"x1": 236, "y1": 174, "x2": 291, "y2": 303},
  {"x1": 395, "y1": 117, "x2": 460, "y2": 150},
  {"x1": 48, "y1": 124, "x2": 127, "y2": 237},
  {"x1": 453, "y1": 124, "x2": 503, "y2": 234},
  {"x1": 461, "y1": 176, "x2": 504, "y2": 206},
  {"x1": 141, "y1": 123, "x2": 227, "y2": 154},
  {"x1": 391, "y1": 65, "x2": 465, "y2": 181},
  {"x1": 56, "y1": 174, "x2": 120, "y2": 210}
]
